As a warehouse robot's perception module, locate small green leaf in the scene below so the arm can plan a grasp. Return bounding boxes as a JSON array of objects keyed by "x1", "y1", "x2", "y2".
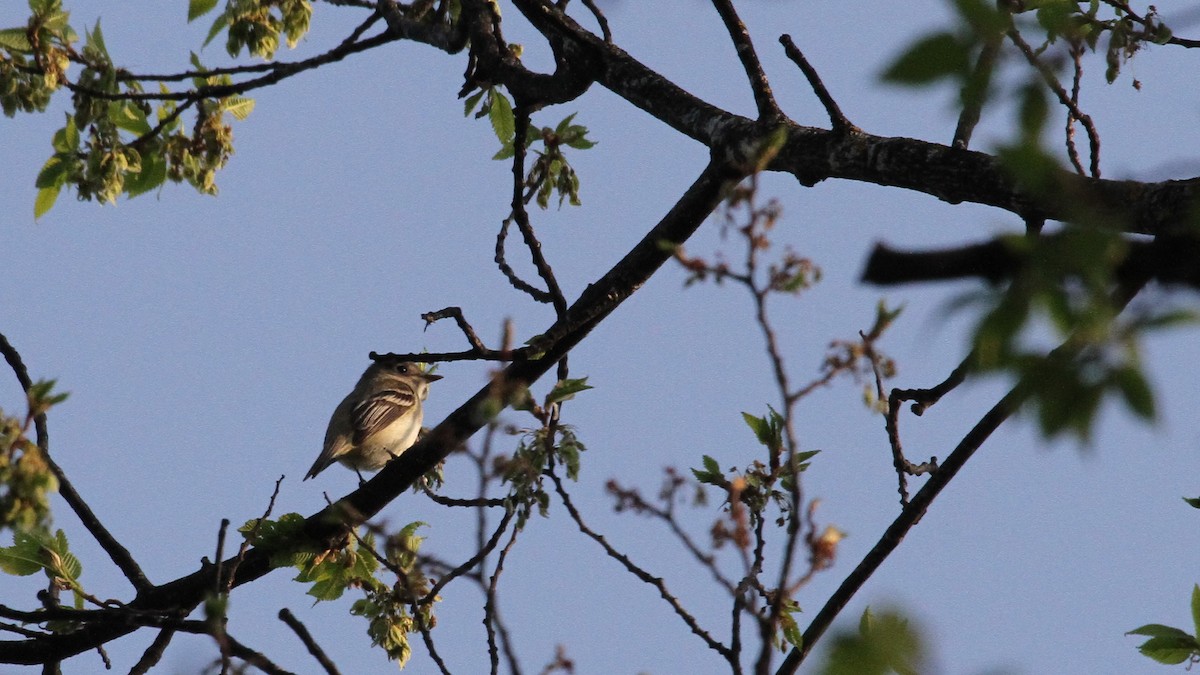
[
  {"x1": 35, "y1": 155, "x2": 67, "y2": 189},
  {"x1": 1192, "y1": 584, "x2": 1200, "y2": 641},
  {"x1": 203, "y1": 13, "x2": 230, "y2": 48},
  {"x1": 188, "y1": 0, "x2": 220, "y2": 22},
  {"x1": 1133, "y1": 634, "x2": 1200, "y2": 665},
  {"x1": 221, "y1": 96, "x2": 255, "y2": 121},
  {"x1": 0, "y1": 27, "x2": 33, "y2": 52},
  {"x1": 1183, "y1": 497, "x2": 1200, "y2": 509},
  {"x1": 488, "y1": 89, "x2": 515, "y2": 143},
  {"x1": 51, "y1": 115, "x2": 78, "y2": 153},
  {"x1": 881, "y1": 33, "x2": 970, "y2": 84},
  {"x1": 780, "y1": 611, "x2": 804, "y2": 650},
  {"x1": 546, "y1": 377, "x2": 592, "y2": 404},
  {"x1": 124, "y1": 152, "x2": 167, "y2": 197},
  {"x1": 1111, "y1": 366, "x2": 1155, "y2": 420},
  {"x1": 34, "y1": 185, "x2": 62, "y2": 220},
  {"x1": 87, "y1": 19, "x2": 108, "y2": 60},
  {"x1": 109, "y1": 101, "x2": 152, "y2": 135},
  {"x1": 462, "y1": 88, "x2": 485, "y2": 117},
  {"x1": 702, "y1": 455, "x2": 720, "y2": 475},
  {"x1": 1127, "y1": 623, "x2": 1194, "y2": 639}
]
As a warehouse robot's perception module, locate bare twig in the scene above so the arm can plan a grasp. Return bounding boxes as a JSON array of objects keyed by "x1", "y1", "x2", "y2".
[
  {"x1": 422, "y1": 307, "x2": 491, "y2": 353},
  {"x1": 422, "y1": 506, "x2": 516, "y2": 604},
  {"x1": 225, "y1": 476, "x2": 284, "y2": 592},
  {"x1": 484, "y1": 524, "x2": 523, "y2": 675},
  {"x1": 1008, "y1": 28, "x2": 1101, "y2": 178},
  {"x1": 777, "y1": 281, "x2": 1148, "y2": 673},
  {"x1": 507, "y1": 104, "x2": 570, "y2": 316},
  {"x1": 952, "y1": 39, "x2": 1001, "y2": 149},
  {"x1": 279, "y1": 608, "x2": 341, "y2": 675},
  {"x1": 779, "y1": 35, "x2": 854, "y2": 133},
  {"x1": 548, "y1": 464, "x2": 734, "y2": 662},
  {"x1": 580, "y1": 0, "x2": 612, "y2": 42},
  {"x1": 712, "y1": 0, "x2": 780, "y2": 121}
]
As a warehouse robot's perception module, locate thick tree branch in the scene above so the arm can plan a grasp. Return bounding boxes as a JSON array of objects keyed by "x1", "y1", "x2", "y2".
[
  {"x1": 861, "y1": 234, "x2": 1200, "y2": 288},
  {"x1": 509, "y1": 0, "x2": 1200, "y2": 236}
]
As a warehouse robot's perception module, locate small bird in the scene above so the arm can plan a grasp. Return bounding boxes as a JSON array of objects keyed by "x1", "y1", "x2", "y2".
[{"x1": 304, "y1": 360, "x2": 442, "y2": 481}]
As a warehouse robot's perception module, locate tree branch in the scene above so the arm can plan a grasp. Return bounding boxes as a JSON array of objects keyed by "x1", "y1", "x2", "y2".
[{"x1": 0, "y1": 333, "x2": 153, "y2": 594}]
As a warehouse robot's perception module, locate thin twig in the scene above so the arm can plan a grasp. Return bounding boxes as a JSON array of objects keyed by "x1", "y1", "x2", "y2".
[
  {"x1": 279, "y1": 609, "x2": 341, "y2": 675},
  {"x1": 952, "y1": 38, "x2": 1001, "y2": 149},
  {"x1": 0, "y1": 333, "x2": 153, "y2": 593},
  {"x1": 484, "y1": 525, "x2": 523, "y2": 675},
  {"x1": 711, "y1": 0, "x2": 780, "y2": 121},
  {"x1": 422, "y1": 307, "x2": 490, "y2": 353},
  {"x1": 509, "y1": 103, "x2": 570, "y2": 317},
  {"x1": 548, "y1": 464, "x2": 734, "y2": 660},
  {"x1": 222, "y1": 632, "x2": 294, "y2": 675},
  {"x1": 580, "y1": 0, "x2": 612, "y2": 42},
  {"x1": 422, "y1": 506, "x2": 515, "y2": 604},
  {"x1": 777, "y1": 281, "x2": 1148, "y2": 674},
  {"x1": 778, "y1": 35, "x2": 853, "y2": 133},
  {"x1": 1007, "y1": 28, "x2": 1101, "y2": 178},
  {"x1": 225, "y1": 476, "x2": 284, "y2": 592}
]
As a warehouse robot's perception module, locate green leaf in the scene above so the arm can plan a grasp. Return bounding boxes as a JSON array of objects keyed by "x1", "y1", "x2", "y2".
[
  {"x1": 742, "y1": 412, "x2": 769, "y2": 444},
  {"x1": 34, "y1": 185, "x2": 62, "y2": 220},
  {"x1": 0, "y1": 532, "x2": 45, "y2": 576},
  {"x1": 188, "y1": 0, "x2": 220, "y2": 22},
  {"x1": 221, "y1": 96, "x2": 255, "y2": 121},
  {"x1": 109, "y1": 101, "x2": 152, "y2": 135},
  {"x1": 203, "y1": 13, "x2": 230, "y2": 48},
  {"x1": 124, "y1": 152, "x2": 167, "y2": 198},
  {"x1": 86, "y1": 19, "x2": 108, "y2": 60},
  {"x1": 488, "y1": 89, "x2": 515, "y2": 143},
  {"x1": 1111, "y1": 366, "x2": 1155, "y2": 420},
  {"x1": 780, "y1": 611, "x2": 804, "y2": 650},
  {"x1": 881, "y1": 33, "x2": 970, "y2": 84},
  {"x1": 546, "y1": 377, "x2": 592, "y2": 404},
  {"x1": 1133, "y1": 634, "x2": 1200, "y2": 665},
  {"x1": 1127, "y1": 623, "x2": 1194, "y2": 639},
  {"x1": 0, "y1": 27, "x2": 33, "y2": 52},
  {"x1": 35, "y1": 155, "x2": 67, "y2": 189},
  {"x1": 51, "y1": 115, "x2": 78, "y2": 153},
  {"x1": 702, "y1": 455, "x2": 720, "y2": 475},
  {"x1": 1192, "y1": 584, "x2": 1200, "y2": 640},
  {"x1": 1184, "y1": 497, "x2": 1200, "y2": 509},
  {"x1": 462, "y1": 88, "x2": 485, "y2": 117}
]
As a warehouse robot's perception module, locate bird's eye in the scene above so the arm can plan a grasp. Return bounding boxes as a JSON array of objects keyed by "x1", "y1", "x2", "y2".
[{"x1": 395, "y1": 364, "x2": 409, "y2": 374}]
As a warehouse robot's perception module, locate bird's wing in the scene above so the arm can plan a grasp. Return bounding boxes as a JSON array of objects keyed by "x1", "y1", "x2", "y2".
[
  {"x1": 351, "y1": 386, "x2": 417, "y2": 446},
  {"x1": 304, "y1": 396, "x2": 356, "y2": 480}
]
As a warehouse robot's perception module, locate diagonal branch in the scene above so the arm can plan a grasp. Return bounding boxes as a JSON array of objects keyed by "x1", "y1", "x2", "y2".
[
  {"x1": 711, "y1": 0, "x2": 781, "y2": 121},
  {"x1": 0, "y1": 159, "x2": 746, "y2": 666},
  {"x1": 0, "y1": 333, "x2": 153, "y2": 594},
  {"x1": 778, "y1": 35, "x2": 854, "y2": 134},
  {"x1": 776, "y1": 280, "x2": 1148, "y2": 674}
]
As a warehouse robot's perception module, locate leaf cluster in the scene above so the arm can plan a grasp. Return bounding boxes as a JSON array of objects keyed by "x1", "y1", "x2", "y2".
[
  {"x1": 0, "y1": 528, "x2": 85, "y2": 612},
  {"x1": 239, "y1": 516, "x2": 437, "y2": 667},
  {"x1": 1127, "y1": 584, "x2": 1200, "y2": 666},
  {"x1": 191, "y1": 0, "x2": 313, "y2": 61},
  {"x1": 464, "y1": 87, "x2": 596, "y2": 208},
  {"x1": 691, "y1": 408, "x2": 819, "y2": 529}
]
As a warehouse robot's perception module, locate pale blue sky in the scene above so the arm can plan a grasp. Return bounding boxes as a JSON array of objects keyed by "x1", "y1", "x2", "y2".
[{"x1": 3, "y1": 1, "x2": 1199, "y2": 673}]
